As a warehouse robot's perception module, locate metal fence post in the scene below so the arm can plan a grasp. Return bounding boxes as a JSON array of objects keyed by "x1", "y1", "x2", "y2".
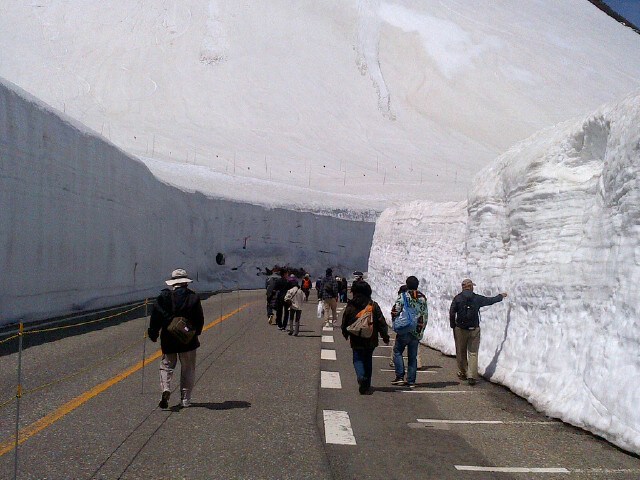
[
  {"x1": 142, "y1": 299, "x2": 148, "y2": 395},
  {"x1": 14, "y1": 322, "x2": 24, "y2": 480}
]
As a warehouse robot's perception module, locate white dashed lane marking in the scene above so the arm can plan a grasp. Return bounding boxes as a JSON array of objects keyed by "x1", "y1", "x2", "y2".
[
  {"x1": 418, "y1": 419, "x2": 557, "y2": 425},
  {"x1": 321, "y1": 371, "x2": 342, "y2": 389},
  {"x1": 323, "y1": 410, "x2": 356, "y2": 445},
  {"x1": 322, "y1": 326, "x2": 333, "y2": 332},
  {"x1": 455, "y1": 466, "x2": 569, "y2": 473},
  {"x1": 321, "y1": 349, "x2": 337, "y2": 360},
  {"x1": 379, "y1": 368, "x2": 436, "y2": 373},
  {"x1": 321, "y1": 335, "x2": 334, "y2": 343}
]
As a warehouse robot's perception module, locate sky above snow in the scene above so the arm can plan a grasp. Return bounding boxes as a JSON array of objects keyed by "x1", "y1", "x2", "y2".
[
  {"x1": 1, "y1": 0, "x2": 640, "y2": 214},
  {"x1": 604, "y1": 0, "x2": 640, "y2": 27}
]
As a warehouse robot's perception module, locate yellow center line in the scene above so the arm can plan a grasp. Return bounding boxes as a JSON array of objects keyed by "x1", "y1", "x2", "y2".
[{"x1": 0, "y1": 302, "x2": 254, "y2": 457}]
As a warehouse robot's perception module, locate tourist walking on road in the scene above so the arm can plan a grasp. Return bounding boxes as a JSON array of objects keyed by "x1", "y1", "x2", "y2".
[
  {"x1": 148, "y1": 269, "x2": 204, "y2": 408},
  {"x1": 274, "y1": 270, "x2": 291, "y2": 330},
  {"x1": 301, "y1": 274, "x2": 312, "y2": 301},
  {"x1": 341, "y1": 281, "x2": 389, "y2": 394},
  {"x1": 265, "y1": 269, "x2": 280, "y2": 324},
  {"x1": 391, "y1": 276, "x2": 428, "y2": 388},
  {"x1": 449, "y1": 278, "x2": 507, "y2": 385},
  {"x1": 284, "y1": 280, "x2": 305, "y2": 336},
  {"x1": 322, "y1": 268, "x2": 339, "y2": 328}
]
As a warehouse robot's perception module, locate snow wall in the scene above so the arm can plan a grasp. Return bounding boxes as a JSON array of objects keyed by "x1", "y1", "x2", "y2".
[
  {"x1": 368, "y1": 92, "x2": 640, "y2": 454},
  {"x1": 0, "y1": 78, "x2": 374, "y2": 324}
]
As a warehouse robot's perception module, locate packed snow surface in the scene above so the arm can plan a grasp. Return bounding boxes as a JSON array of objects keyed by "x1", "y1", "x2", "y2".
[
  {"x1": 368, "y1": 93, "x2": 640, "y2": 454},
  {"x1": 1, "y1": 0, "x2": 640, "y2": 211}
]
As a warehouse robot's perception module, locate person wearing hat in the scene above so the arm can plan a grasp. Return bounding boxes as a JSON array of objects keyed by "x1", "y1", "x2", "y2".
[
  {"x1": 449, "y1": 279, "x2": 507, "y2": 386},
  {"x1": 148, "y1": 268, "x2": 205, "y2": 408},
  {"x1": 350, "y1": 271, "x2": 366, "y2": 299}
]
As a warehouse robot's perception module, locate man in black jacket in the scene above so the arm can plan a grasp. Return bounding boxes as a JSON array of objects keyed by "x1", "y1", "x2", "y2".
[
  {"x1": 149, "y1": 269, "x2": 204, "y2": 408},
  {"x1": 449, "y1": 278, "x2": 507, "y2": 386}
]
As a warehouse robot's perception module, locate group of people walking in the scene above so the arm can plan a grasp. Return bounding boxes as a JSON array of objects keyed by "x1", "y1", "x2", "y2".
[
  {"x1": 341, "y1": 274, "x2": 506, "y2": 394},
  {"x1": 146, "y1": 266, "x2": 506, "y2": 408}
]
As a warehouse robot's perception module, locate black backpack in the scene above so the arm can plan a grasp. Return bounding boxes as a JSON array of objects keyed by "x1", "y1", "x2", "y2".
[{"x1": 456, "y1": 295, "x2": 476, "y2": 329}]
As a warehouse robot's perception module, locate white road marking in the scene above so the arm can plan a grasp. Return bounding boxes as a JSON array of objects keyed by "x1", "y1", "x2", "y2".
[
  {"x1": 377, "y1": 345, "x2": 392, "y2": 348},
  {"x1": 322, "y1": 335, "x2": 334, "y2": 343},
  {"x1": 321, "y1": 371, "x2": 342, "y2": 389},
  {"x1": 321, "y1": 349, "x2": 337, "y2": 360},
  {"x1": 455, "y1": 466, "x2": 569, "y2": 473},
  {"x1": 399, "y1": 390, "x2": 472, "y2": 394},
  {"x1": 380, "y1": 369, "x2": 435, "y2": 373},
  {"x1": 418, "y1": 419, "x2": 557, "y2": 425},
  {"x1": 322, "y1": 326, "x2": 333, "y2": 332},
  {"x1": 323, "y1": 410, "x2": 356, "y2": 445}
]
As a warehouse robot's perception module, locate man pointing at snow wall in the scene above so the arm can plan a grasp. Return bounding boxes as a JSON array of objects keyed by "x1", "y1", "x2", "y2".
[{"x1": 449, "y1": 279, "x2": 507, "y2": 386}]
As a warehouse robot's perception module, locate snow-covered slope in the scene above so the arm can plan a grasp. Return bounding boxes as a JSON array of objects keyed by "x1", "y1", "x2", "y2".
[
  {"x1": 1, "y1": 1, "x2": 640, "y2": 211},
  {"x1": 368, "y1": 92, "x2": 640, "y2": 454}
]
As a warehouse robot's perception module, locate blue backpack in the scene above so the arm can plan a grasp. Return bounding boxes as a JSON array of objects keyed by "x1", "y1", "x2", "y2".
[{"x1": 393, "y1": 293, "x2": 418, "y2": 334}]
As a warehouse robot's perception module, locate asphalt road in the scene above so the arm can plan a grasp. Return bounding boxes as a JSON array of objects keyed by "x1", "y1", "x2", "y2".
[{"x1": 0, "y1": 290, "x2": 638, "y2": 479}]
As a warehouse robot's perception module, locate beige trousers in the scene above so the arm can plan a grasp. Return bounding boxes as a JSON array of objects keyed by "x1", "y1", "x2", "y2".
[
  {"x1": 323, "y1": 298, "x2": 337, "y2": 325},
  {"x1": 160, "y1": 350, "x2": 197, "y2": 401},
  {"x1": 454, "y1": 327, "x2": 481, "y2": 380}
]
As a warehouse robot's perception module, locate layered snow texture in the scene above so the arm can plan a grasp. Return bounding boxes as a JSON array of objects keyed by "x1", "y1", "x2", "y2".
[
  {"x1": 2, "y1": 1, "x2": 640, "y2": 209},
  {"x1": 0, "y1": 78, "x2": 374, "y2": 324},
  {"x1": 368, "y1": 93, "x2": 640, "y2": 454}
]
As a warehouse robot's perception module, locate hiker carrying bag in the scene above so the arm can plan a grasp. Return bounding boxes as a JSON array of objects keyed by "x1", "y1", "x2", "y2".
[
  {"x1": 167, "y1": 293, "x2": 195, "y2": 345},
  {"x1": 393, "y1": 293, "x2": 417, "y2": 333},
  {"x1": 455, "y1": 296, "x2": 476, "y2": 329},
  {"x1": 346, "y1": 302, "x2": 374, "y2": 338}
]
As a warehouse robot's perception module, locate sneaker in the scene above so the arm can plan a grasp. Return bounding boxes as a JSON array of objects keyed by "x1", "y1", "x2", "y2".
[
  {"x1": 181, "y1": 398, "x2": 191, "y2": 408},
  {"x1": 389, "y1": 361, "x2": 395, "y2": 368},
  {"x1": 391, "y1": 377, "x2": 406, "y2": 386},
  {"x1": 407, "y1": 383, "x2": 416, "y2": 389},
  {"x1": 457, "y1": 372, "x2": 467, "y2": 380},
  {"x1": 268, "y1": 315, "x2": 274, "y2": 325},
  {"x1": 158, "y1": 391, "x2": 170, "y2": 409},
  {"x1": 288, "y1": 331, "x2": 293, "y2": 336},
  {"x1": 358, "y1": 383, "x2": 367, "y2": 394},
  {"x1": 467, "y1": 378, "x2": 477, "y2": 386}
]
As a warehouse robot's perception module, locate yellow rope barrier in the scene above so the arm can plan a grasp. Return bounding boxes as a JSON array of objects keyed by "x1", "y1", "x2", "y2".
[
  {"x1": 0, "y1": 334, "x2": 19, "y2": 346},
  {"x1": 24, "y1": 303, "x2": 146, "y2": 336}
]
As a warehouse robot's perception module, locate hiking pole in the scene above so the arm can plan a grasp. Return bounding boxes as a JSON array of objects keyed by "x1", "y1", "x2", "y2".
[{"x1": 14, "y1": 322, "x2": 24, "y2": 480}]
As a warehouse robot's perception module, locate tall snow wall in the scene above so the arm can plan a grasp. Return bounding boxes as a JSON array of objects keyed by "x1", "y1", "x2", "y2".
[
  {"x1": 0, "y1": 78, "x2": 374, "y2": 324},
  {"x1": 368, "y1": 92, "x2": 640, "y2": 454}
]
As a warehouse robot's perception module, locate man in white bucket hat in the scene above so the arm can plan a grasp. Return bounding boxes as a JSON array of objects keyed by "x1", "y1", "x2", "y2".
[{"x1": 148, "y1": 269, "x2": 204, "y2": 408}]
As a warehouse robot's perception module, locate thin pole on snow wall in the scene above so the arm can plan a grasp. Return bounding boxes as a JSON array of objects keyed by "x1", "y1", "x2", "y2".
[{"x1": 14, "y1": 322, "x2": 24, "y2": 480}]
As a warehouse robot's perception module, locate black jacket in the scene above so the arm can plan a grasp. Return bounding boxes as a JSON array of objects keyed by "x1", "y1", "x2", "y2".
[
  {"x1": 341, "y1": 293, "x2": 389, "y2": 349},
  {"x1": 449, "y1": 290, "x2": 503, "y2": 329},
  {"x1": 149, "y1": 286, "x2": 205, "y2": 353}
]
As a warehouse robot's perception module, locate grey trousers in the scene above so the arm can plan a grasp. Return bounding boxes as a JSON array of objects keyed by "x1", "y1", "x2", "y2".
[
  {"x1": 454, "y1": 327, "x2": 481, "y2": 380},
  {"x1": 160, "y1": 350, "x2": 197, "y2": 401}
]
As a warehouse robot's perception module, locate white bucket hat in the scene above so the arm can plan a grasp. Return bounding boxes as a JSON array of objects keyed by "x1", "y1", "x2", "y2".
[{"x1": 165, "y1": 268, "x2": 193, "y2": 286}]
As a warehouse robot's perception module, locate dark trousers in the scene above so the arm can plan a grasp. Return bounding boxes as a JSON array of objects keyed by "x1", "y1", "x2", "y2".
[
  {"x1": 352, "y1": 348, "x2": 375, "y2": 390},
  {"x1": 276, "y1": 302, "x2": 290, "y2": 329}
]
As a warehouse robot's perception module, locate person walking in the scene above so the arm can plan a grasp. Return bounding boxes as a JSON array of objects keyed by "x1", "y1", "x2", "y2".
[
  {"x1": 148, "y1": 269, "x2": 205, "y2": 408},
  {"x1": 315, "y1": 276, "x2": 324, "y2": 301},
  {"x1": 301, "y1": 274, "x2": 312, "y2": 301},
  {"x1": 390, "y1": 276, "x2": 428, "y2": 388},
  {"x1": 388, "y1": 284, "x2": 425, "y2": 370},
  {"x1": 284, "y1": 279, "x2": 305, "y2": 336},
  {"x1": 274, "y1": 270, "x2": 291, "y2": 330},
  {"x1": 322, "y1": 268, "x2": 339, "y2": 328},
  {"x1": 341, "y1": 281, "x2": 389, "y2": 394},
  {"x1": 338, "y1": 276, "x2": 348, "y2": 303},
  {"x1": 265, "y1": 269, "x2": 280, "y2": 324},
  {"x1": 449, "y1": 278, "x2": 507, "y2": 385}
]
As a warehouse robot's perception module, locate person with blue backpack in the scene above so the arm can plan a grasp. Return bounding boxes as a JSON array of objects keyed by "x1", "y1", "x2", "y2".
[
  {"x1": 390, "y1": 276, "x2": 428, "y2": 388},
  {"x1": 449, "y1": 278, "x2": 507, "y2": 385}
]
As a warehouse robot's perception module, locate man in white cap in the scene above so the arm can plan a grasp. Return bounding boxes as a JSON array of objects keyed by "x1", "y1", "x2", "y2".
[
  {"x1": 449, "y1": 279, "x2": 507, "y2": 385},
  {"x1": 148, "y1": 268, "x2": 204, "y2": 408}
]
